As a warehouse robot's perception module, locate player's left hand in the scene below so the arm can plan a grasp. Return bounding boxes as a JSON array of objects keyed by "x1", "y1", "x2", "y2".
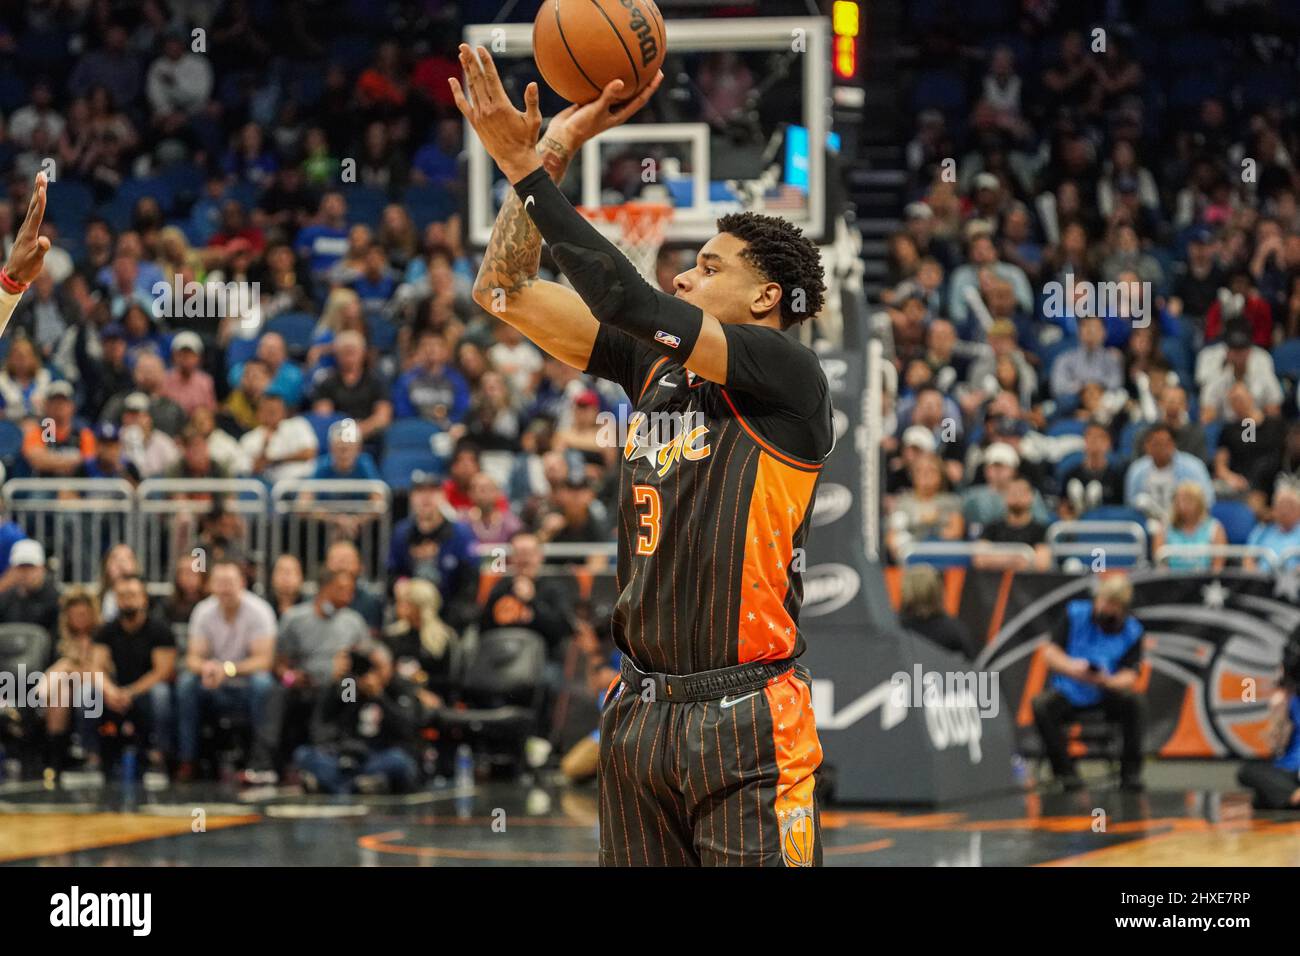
[
  {"x1": 6, "y1": 171, "x2": 51, "y2": 286},
  {"x1": 449, "y1": 44, "x2": 543, "y2": 183}
]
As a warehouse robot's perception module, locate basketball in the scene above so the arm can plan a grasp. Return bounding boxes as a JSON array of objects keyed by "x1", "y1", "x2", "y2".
[{"x1": 533, "y1": 0, "x2": 667, "y2": 105}]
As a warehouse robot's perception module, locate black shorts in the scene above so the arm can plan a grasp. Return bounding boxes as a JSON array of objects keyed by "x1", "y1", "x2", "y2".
[{"x1": 597, "y1": 666, "x2": 823, "y2": 867}]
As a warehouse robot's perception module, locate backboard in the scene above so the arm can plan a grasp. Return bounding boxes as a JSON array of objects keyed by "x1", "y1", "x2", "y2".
[{"x1": 463, "y1": 16, "x2": 831, "y2": 250}]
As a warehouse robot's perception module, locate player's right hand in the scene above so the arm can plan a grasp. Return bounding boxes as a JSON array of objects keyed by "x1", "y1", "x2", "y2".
[
  {"x1": 5, "y1": 171, "x2": 50, "y2": 286},
  {"x1": 547, "y1": 70, "x2": 665, "y2": 150}
]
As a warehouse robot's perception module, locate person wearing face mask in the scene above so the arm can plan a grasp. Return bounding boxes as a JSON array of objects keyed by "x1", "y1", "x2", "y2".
[
  {"x1": 95, "y1": 575, "x2": 177, "y2": 776},
  {"x1": 1031, "y1": 576, "x2": 1147, "y2": 792},
  {"x1": 261, "y1": 567, "x2": 371, "y2": 777}
]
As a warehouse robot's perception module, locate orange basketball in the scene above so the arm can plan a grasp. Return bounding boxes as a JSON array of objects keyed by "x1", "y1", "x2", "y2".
[{"x1": 533, "y1": 0, "x2": 667, "y2": 105}]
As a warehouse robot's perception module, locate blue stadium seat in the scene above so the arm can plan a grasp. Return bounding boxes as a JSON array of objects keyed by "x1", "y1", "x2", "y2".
[
  {"x1": 266, "y1": 312, "x2": 317, "y2": 357},
  {"x1": 384, "y1": 418, "x2": 440, "y2": 454},
  {"x1": 48, "y1": 179, "x2": 94, "y2": 232},
  {"x1": 382, "y1": 449, "x2": 439, "y2": 491},
  {"x1": 1161, "y1": 337, "x2": 1194, "y2": 380},
  {"x1": 1202, "y1": 420, "x2": 1223, "y2": 455},
  {"x1": 345, "y1": 185, "x2": 389, "y2": 224},
  {"x1": 328, "y1": 36, "x2": 376, "y2": 73},
  {"x1": 403, "y1": 184, "x2": 455, "y2": 228},
  {"x1": 306, "y1": 413, "x2": 344, "y2": 451},
  {"x1": 1272, "y1": 339, "x2": 1300, "y2": 380},
  {"x1": 0, "y1": 72, "x2": 29, "y2": 111},
  {"x1": 1080, "y1": 506, "x2": 1148, "y2": 526},
  {"x1": 226, "y1": 336, "x2": 260, "y2": 370},
  {"x1": 1054, "y1": 450, "x2": 1084, "y2": 487},
  {"x1": 1168, "y1": 72, "x2": 1223, "y2": 110},
  {"x1": 1117, "y1": 420, "x2": 1143, "y2": 458},
  {"x1": 0, "y1": 420, "x2": 22, "y2": 466},
  {"x1": 1168, "y1": 33, "x2": 1224, "y2": 65},
  {"x1": 366, "y1": 313, "x2": 398, "y2": 352},
  {"x1": 1046, "y1": 419, "x2": 1088, "y2": 439},
  {"x1": 117, "y1": 176, "x2": 176, "y2": 214},
  {"x1": 911, "y1": 70, "x2": 966, "y2": 117},
  {"x1": 1212, "y1": 500, "x2": 1258, "y2": 546}
]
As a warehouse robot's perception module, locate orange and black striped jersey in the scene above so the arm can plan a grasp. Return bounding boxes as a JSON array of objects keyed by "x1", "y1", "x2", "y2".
[{"x1": 585, "y1": 322, "x2": 835, "y2": 676}]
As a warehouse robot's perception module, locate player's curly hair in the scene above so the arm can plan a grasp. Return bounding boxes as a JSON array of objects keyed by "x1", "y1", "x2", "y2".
[{"x1": 716, "y1": 212, "x2": 826, "y2": 329}]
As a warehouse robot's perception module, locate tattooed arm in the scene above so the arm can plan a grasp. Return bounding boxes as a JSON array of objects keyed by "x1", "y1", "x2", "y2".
[{"x1": 467, "y1": 61, "x2": 664, "y2": 371}]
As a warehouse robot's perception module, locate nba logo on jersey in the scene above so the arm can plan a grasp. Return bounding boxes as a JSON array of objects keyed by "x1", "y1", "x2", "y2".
[
  {"x1": 779, "y1": 805, "x2": 816, "y2": 867},
  {"x1": 654, "y1": 330, "x2": 681, "y2": 348}
]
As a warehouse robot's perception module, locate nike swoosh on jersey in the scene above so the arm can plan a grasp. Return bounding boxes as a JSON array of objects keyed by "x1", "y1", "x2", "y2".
[
  {"x1": 658, "y1": 376, "x2": 677, "y2": 388},
  {"x1": 719, "y1": 690, "x2": 761, "y2": 709}
]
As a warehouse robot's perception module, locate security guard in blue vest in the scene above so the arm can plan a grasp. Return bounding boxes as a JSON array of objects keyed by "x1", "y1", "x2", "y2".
[{"x1": 1032, "y1": 577, "x2": 1146, "y2": 791}]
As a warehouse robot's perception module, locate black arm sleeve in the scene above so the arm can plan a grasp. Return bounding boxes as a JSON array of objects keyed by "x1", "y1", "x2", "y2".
[{"x1": 514, "y1": 167, "x2": 704, "y2": 361}]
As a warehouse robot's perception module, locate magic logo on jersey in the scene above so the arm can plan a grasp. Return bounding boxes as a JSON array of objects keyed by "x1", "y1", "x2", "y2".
[{"x1": 623, "y1": 410, "x2": 712, "y2": 478}]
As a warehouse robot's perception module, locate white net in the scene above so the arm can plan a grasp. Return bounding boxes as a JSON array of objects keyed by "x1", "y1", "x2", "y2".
[{"x1": 580, "y1": 203, "x2": 674, "y2": 282}]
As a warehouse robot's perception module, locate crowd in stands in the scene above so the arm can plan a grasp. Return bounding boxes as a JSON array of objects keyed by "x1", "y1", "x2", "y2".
[
  {"x1": 881, "y1": 3, "x2": 1300, "y2": 572},
  {"x1": 0, "y1": 3, "x2": 645, "y2": 789}
]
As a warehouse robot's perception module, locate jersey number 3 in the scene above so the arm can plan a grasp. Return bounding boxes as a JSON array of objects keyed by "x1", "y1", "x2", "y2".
[{"x1": 632, "y1": 484, "x2": 661, "y2": 556}]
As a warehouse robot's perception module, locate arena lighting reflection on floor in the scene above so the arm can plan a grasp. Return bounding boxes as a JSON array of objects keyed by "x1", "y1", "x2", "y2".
[{"x1": 2, "y1": 777, "x2": 1297, "y2": 866}]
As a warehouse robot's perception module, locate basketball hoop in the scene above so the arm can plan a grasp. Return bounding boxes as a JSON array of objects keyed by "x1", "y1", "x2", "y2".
[{"x1": 578, "y1": 202, "x2": 674, "y2": 282}]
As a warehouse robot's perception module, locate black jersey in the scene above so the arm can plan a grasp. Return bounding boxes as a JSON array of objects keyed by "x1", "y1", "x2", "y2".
[{"x1": 584, "y1": 322, "x2": 834, "y2": 675}]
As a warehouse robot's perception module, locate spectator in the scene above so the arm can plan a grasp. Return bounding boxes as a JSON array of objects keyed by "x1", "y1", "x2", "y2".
[
  {"x1": 324, "y1": 541, "x2": 384, "y2": 636},
  {"x1": 161, "y1": 331, "x2": 216, "y2": 416},
  {"x1": 1236, "y1": 638, "x2": 1300, "y2": 810},
  {"x1": 897, "y1": 385, "x2": 965, "y2": 487},
  {"x1": 480, "y1": 531, "x2": 573, "y2": 652},
  {"x1": 21, "y1": 381, "x2": 95, "y2": 478},
  {"x1": 230, "y1": 333, "x2": 304, "y2": 410},
  {"x1": 41, "y1": 588, "x2": 110, "y2": 771},
  {"x1": 293, "y1": 647, "x2": 420, "y2": 795},
  {"x1": 308, "y1": 331, "x2": 392, "y2": 451},
  {"x1": 269, "y1": 553, "x2": 305, "y2": 621},
  {"x1": 76, "y1": 422, "x2": 141, "y2": 483},
  {"x1": 392, "y1": 330, "x2": 470, "y2": 426},
  {"x1": 1244, "y1": 485, "x2": 1300, "y2": 573},
  {"x1": 238, "y1": 391, "x2": 319, "y2": 484},
  {"x1": 886, "y1": 453, "x2": 964, "y2": 563},
  {"x1": 220, "y1": 357, "x2": 270, "y2": 435},
  {"x1": 68, "y1": 24, "x2": 141, "y2": 110},
  {"x1": 145, "y1": 30, "x2": 213, "y2": 135},
  {"x1": 1214, "y1": 382, "x2": 1284, "y2": 507},
  {"x1": 897, "y1": 564, "x2": 973, "y2": 659},
  {"x1": 1032, "y1": 576, "x2": 1146, "y2": 792},
  {"x1": 1197, "y1": 323, "x2": 1283, "y2": 423},
  {"x1": 1153, "y1": 481, "x2": 1228, "y2": 573},
  {"x1": 119, "y1": 392, "x2": 180, "y2": 478},
  {"x1": 387, "y1": 472, "x2": 480, "y2": 630},
  {"x1": 164, "y1": 554, "x2": 207, "y2": 631},
  {"x1": 0, "y1": 540, "x2": 60, "y2": 637},
  {"x1": 946, "y1": 233, "x2": 1033, "y2": 331},
  {"x1": 102, "y1": 351, "x2": 186, "y2": 436},
  {"x1": 0, "y1": 336, "x2": 54, "y2": 420},
  {"x1": 537, "y1": 464, "x2": 612, "y2": 570},
  {"x1": 962, "y1": 442, "x2": 1051, "y2": 530},
  {"x1": 189, "y1": 406, "x2": 246, "y2": 475},
  {"x1": 95, "y1": 544, "x2": 141, "y2": 624},
  {"x1": 265, "y1": 567, "x2": 371, "y2": 770},
  {"x1": 96, "y1": 575, "x2": 177, "y2": 773},
  {"x1": 1050, "y1": 315, "x2": 1124, "y2": 399},
  {"x1": 1125, "y1": 423, "x2": 1215, "y2": 519},
  {"x1": 1149, "y1": 384, "x2": 1207, "y2": 462},
  {"x1": 976, "y1": 478, "x2": 1051, "y2": 570},
  {"x1": 166, "y1": 425, "x2": 231, "y2": 481},
  {"x1": 382, "y1": 576, "x2": 458, "y2": 706},
  {"x1": 1061, "y1": 422, "x2": 1126, "y2": 516},
  {"x1": 177, "y1": 558, "x2": 278, "y2": 783},
  {"x1": 465, "y1": 472, "x2": 522, "y2": 545},
  {"x1": 296, "y1": 191, "x2": 350, "y2": 281},
  {"x1": 886, "y1": 425, "x2": 937, "y2": 494}
]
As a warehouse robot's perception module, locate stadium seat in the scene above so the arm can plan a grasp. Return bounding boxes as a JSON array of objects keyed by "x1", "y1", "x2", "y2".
[
  {"x1": 47, "y1": 179, "x2": 94, "y2": 233},
  {"x1": 1202, "y1": 420, "x2": 1223, "y2": 454},
  {"x1": 225, "y1": 335, "x2": 260, "y2": 371},
  {"x1": 116, "y1": 176, "x2": 176, "y2": 214},
  {"x1": 1079, "y1": 506, "x2": 1148, "y2": 526},
  {"x1": 1272, "y1": 339, "x2": 1300, "y2": 380},
  {"x1": 0, "y1": 624, "x2": 51, "y2": 680},
  {"x1": 911, "y1": 69, "x2": 966, "y2": 118},
  {"x1": 345, "y1": 185, "x2": 389, "y2": 224},
  {"x1": 1046, "y1": 419, "x2": 1087, "y2": 438},
  {"x1": 366, "y1": 313, "x2": 398, "y2": 352},
  {"x1": 403, "y1": 184, "x2": 456, "y2": 228},
  {"x1": 266, "y1": 312, "x2": 317, "y2": 357},
  {"x1": 1053, "y1": 450, "x2": 1084, "y2": 487},
  {"x1": 1212, "y1": 500, "x2": 1258, "y2": 545},
  {"x1": 1117, "y1": 420, "x2": 1143, "y2": 458},
  {"x1": 306, "y1": 413, "x2": 344, "y2": 451},
  {"x1": 384, "y1": 417, "x2": 440, "y2": 454},
  {"x1": 382, "y1": 448, "x2": 439, "y2": 491},
  {"x1": 0, "y1": 420, "x2": 22, "y2": 466}
]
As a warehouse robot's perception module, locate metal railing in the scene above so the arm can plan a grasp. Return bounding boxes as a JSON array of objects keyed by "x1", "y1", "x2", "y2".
[
  {"x1": 136, "y1": 479, "x2": 270, "y2": 592},
  {"x1": 1047, "y1": 520, "x2": 1149, "y2": 568},
  {"x1": 898, "y1": 541, "x2": 1039, "y2": 567},
  {"x1": 1154, "y1": 544, "x2": 1278, "y2": 569},
  {"x1": 2, "y1": 478, "x2": 135, "y2": 586},
  {"x1": 270, "y1": 480, "x2": 392, "y2": 586}
]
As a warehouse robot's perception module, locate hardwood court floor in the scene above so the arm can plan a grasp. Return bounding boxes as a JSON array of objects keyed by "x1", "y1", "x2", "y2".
[{"x1": 0, "y1": 765, "x2": 1296, "y2": 866}]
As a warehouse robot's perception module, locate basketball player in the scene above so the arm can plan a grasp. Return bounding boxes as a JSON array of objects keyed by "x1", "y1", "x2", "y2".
[
  {"x1": 0, "y1": 171, "x2": 52, "y2": 337},
  {"x1": 451, "y1": 46, "x2": 833, "y2": 866}
]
